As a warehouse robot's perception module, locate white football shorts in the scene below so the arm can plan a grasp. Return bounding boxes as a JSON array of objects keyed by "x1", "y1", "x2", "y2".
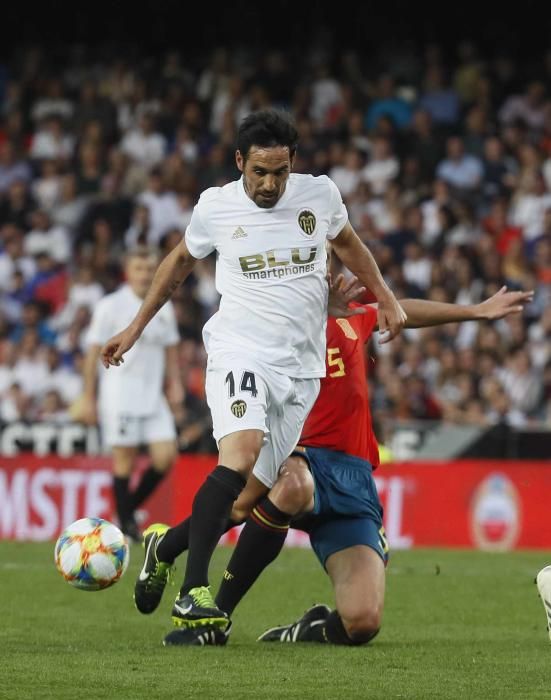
[
  {"x1": 100, "y1": 396, "x2": 176, "y2": 449},
  {"x1": 205, "y1": 358, "x2": 320, "y2": 488}
]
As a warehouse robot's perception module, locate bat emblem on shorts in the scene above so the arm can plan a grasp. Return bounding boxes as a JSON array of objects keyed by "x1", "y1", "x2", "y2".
[{"x1": 231, "y1": 400, "x2": 247, "y2": 418}]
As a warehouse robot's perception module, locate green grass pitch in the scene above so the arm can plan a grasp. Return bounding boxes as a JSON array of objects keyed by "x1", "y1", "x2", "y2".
[{"x1": 1, "y1": 542, "x2": 550, "y2": 699}]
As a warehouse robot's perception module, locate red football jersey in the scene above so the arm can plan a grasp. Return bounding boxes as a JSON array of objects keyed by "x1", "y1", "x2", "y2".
[{"x1": 300, "y1": 303, "x2": 380, "y2": 467}]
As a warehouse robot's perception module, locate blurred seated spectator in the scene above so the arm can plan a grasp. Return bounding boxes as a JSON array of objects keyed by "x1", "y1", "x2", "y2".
[
  {"x1": 0, "y1": 178, "x2": 36, "y2": 229},
  {"x1": 511, "y1": 172, "x2": 551, "y2": 244},
  {"x1": 362, "y1": 136, "x2": 399, "y2": 195},
  {"x1": 159, "y1": 228, "x2": 184, "y2": 257},
  {"x1": 120, "y1": 112, "x2": 166, "y2": 169},
  {"x1": 0, "y1": 141, "x2": 32, "y2": 194},
  {"x1": 50, "y1": 174, "x2": 89, "y2": 230},
  {"x1": 73, "y1": 80, "x2": 118, "y2": 146},
  {"x1": 75, "y1": 140, "x2": 104, "y2": 195},
  {"x1": 53, "y1": 265, "x2": 104, "y2": 330},
  {"x1": 402, "y1": 241, "x2": 432, "y2": 291},
  {"x1": 498, "y1": 347, "x2": 542, "y2": 415},
  {"x1": 25, "y1": 252, "x2": 68, "y2": 315},
  {"x1": 404, "y1": 109, "x2": 444, "y2": 183},
  {"x1": 310, "y1": 64, "x2": 344, "y2": 127},
  {"x1": 499, "y1": 81, "x2": 547, "y2": 132},
  {"x1": 30, "y1": 77, "x2": 74, "y2": 124},
  {"x1": 34, "y1": 389, "x2": 71, "y2": 423},
  {"x1": 9, "y1": 300, "x2": 56, "y2": 345},
  {"x1": 481, "y1": 137, "x2": 517, "y2": 201},
  {"x1": 11, "y1": 328, "x2": 49, "y2": 397},
  {"x1": 528, "y1": 305, "x2": 551, "y2": 370},
  {"x1": 462, "y1": 105, "x2": 489, "y2": 159},
  {"x1": 482, "y1": 198, "x2": 522, "y2": 254},
  {"x1": 0, "y1": 225, "x2": 36, "y2": 291},
  {"x1": 419, "y1": 65, "x2": 460, "y2": 127},
  {"x1": 124, "y1": 203, "x2": 151, "y2": 247},
  {"x1": 173, "y1": 124, "x2": 200, "y2": 165},
  {"x1": 137, "y1": 169, "x2": 183, "y2": 244},
  {"x1": 329, "y1": 147, "x2": 364, "y2": 198},
  {"x1": 0, "y1": 382, "x2": 30, "y2": 422},
  {"x1": 32, "y1": 159, "x2": 62, "y2": 211},
  {"x1": 533, "y1": 233, "x2": 551, "y2": 284},
  {"x1": 24, "y1": 209, "x2": 71, "y2": 263},
  {"x1": 56, "y1": 308, "x2": 91, "y2": 358},
  {"x1": 366, "y1": 74, "x2": 412, "y2": 131},
  {"x1": 436, "y1": 136, "x2": 483, "y2": 193},
  {"x1": 30, "y1": 115, "x2": 74, "y2": 161},
  {"x1": 40, "y1": 346, "x2": 82, "y2": 405}
]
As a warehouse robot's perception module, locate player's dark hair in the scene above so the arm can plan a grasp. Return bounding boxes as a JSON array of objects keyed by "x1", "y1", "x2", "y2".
[{"x1": 237, "y1": 109, "x2": 298, "y2": 161}]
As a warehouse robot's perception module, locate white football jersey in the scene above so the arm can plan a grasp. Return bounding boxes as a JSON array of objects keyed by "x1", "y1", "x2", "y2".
[
  {"x1": 185, "y1": 173, "x2": 348, "y2": 378},
  {"x1": 86, "y1": 285, "x2": 179, "y2": 416}
]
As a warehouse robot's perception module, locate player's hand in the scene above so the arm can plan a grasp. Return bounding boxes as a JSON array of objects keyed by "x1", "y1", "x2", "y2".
[
  {"x1": 100, "y1": 325, "x2": 141, "y2": 368},
  {"x1": 475, "y1": 286, "x2": 534, "y2": 321},
  {"x1": 376, "y1": 288, "x2": 407, "y2": 344},
  {"x1": 327, "y1": 273, "x2": 367, "y2": 318}
]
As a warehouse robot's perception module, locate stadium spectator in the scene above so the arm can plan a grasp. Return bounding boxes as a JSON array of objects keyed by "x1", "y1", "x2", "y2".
[
  {"x1": 0, "y1": 141, "x2": 32, "y2": 193},
  {"x1": 499, "y1": 81, "x2": 548, "y2": 132},
  {"x1": 419, "y1": 65, "x2": 460, "y2": 126},
  {"x1": 137, "y1": 169, "x2": 184, "y2": 245},
  {"x1": 30, "y1": 115, "x2": 74, "y2": 162},
  {"x1": 24, "y1": 209, "x2": 70, "y2": 263},
  {"x1": 0, "y1": 225, "x2": 35, "y2": 291},
  {"x1": 0, "y1": 179, "x2": 35, "y2": 230},
  {"x1": 365, "y1": 74, "x2": 412, "y2": 131},
  {"x1": 436, "y1": 136, "x2": 483, "y2": 193},
  {"x1": 329, "y1": 147, "x2": 364, "y2": 198},
  {"x1": 120, "y1": 112, "x2": 166, "y2": 169},
  {"x1": 362, "y1": 136, "x2": 399, "y2": 195}
]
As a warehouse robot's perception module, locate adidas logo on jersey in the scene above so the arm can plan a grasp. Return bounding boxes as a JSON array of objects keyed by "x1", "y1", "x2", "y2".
[{"x1": 232, "y1": 226, "x2": 247, "y2": 239}]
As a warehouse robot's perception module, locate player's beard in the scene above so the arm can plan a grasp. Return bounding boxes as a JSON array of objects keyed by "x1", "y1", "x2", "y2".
[{"x1": 255, "y1": 194, "x2": 279, "y2": 208}]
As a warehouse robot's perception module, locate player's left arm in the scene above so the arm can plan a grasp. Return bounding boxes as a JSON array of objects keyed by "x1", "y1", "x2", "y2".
[
  {"x1": 331, "y1": 222, "x2": 407, "y2": 342},
  {"x1": 369, "y1": 286, "x2": 533, "y2": 329},
  {"x1": 164, "y1": 344, "x2": 185, "y2": 414}
]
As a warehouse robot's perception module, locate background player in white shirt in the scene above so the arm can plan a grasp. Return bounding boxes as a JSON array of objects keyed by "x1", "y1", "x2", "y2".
[
  {"x1": 81, "y1": 247, "x2": 183, "y2": 539},
  {"x1": 100, "y1": 110, "x2": 406, "y2": 632}
]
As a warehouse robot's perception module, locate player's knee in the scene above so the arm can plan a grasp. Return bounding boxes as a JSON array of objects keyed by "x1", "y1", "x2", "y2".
[
  {"x1": 152, "y1": 453, "x2": 176, "y2": 473},
  {"x1": 342, "y1": 607, "x2": 382, "y2": 644},
  {"x1": 271, "y1": 468, "x2": 314, "y2": 515},
  {"x1": 219, "y1": 432, "x2": 263, "y2": 474}
]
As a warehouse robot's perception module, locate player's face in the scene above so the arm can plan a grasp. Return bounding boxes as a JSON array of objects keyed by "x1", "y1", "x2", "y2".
[
  {"x1": 236, "y1": 145, "x2": 293, "y2": 208},
  {"x1": 125, "y1": 256, "x2": 157, "y2": 298}
]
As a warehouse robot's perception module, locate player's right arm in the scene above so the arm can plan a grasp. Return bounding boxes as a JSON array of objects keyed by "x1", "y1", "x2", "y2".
[
  {"x1": 101, "y1": 240, "x2": 197, "y2": 368},
  {"x1": 80, "y1": 344, "x2": 101, "y2": 424},
  {"x1": 398, "y1": 286, "x2": 533, "y2": 327}
]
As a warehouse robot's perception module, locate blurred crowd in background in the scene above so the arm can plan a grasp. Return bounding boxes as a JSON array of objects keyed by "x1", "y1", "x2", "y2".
[{"x1": 0, "y1": 42, "x2": 550, "y2": 452}]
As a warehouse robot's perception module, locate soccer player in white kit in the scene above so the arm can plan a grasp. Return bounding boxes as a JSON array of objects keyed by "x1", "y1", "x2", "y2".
[
  {"x1": 101, "y1": 110, "x2": 406, "y2": 631},
  {"x1": 82, "y1": 247, "x2": 183, "y2": 539}
]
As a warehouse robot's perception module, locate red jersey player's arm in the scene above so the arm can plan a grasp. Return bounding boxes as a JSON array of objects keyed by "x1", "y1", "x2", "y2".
[{"x1": 366, "y1": 286, "x2": 533, "y2": 330}]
